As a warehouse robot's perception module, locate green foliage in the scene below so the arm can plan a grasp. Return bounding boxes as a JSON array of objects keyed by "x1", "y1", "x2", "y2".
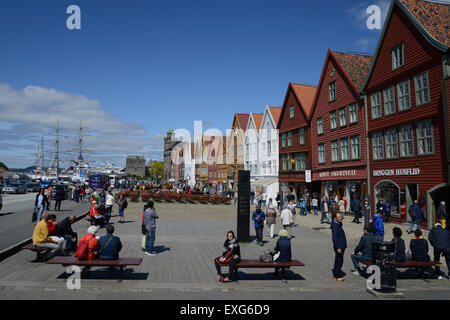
[
  {"x1": 0, "y1": 162, "x2": 8, "y2": 170},
  {"x1": 150, "y1": 162, "x2": 164, "y2": 180}
]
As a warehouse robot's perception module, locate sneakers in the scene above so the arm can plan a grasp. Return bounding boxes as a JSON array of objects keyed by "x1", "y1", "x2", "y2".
[
  {"x1": 145, "y1": 251, "x2": 157, "y2": 256},
  {"x1": 217, "y1": 275, "x2": 223, "y2": 282},
  {"x1": 222, "y1": 277, "x2": 232, "y2": 283},
  {"x1": 437, "y1": 275, "x2": 442, "y2": 280},
  {"x1": 352, "y1": 270, "x2": 360, "y2": 276},
  {"x1": 333, "y1": 277, "x2": 344, "y2": 282}
]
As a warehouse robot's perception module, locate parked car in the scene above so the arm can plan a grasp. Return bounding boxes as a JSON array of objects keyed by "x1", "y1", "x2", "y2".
[
  {"x1": 3, "y1": 183, "x2": 27, "y2": 194},
  {"x1": 26, "y1": 182, "x2": 41, "y2": 192}
]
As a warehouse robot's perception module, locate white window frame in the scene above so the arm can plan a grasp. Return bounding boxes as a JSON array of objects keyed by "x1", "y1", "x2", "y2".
[
  {"x1": 399, "y1": 124, "x2": 414, "y2": 158},
  {"x1": 372, "y1": 131, "x2": 384, "y2": 160},
  {"x1": 299, "y1": 127, "x2": 305, "y2": 145},
  {"x1": 317, "y1": 117, "x2": 323, "y2": 135},
  {"x1": 330, "y1": 111, "x2": 337, "y2": 130},
  {"x1": 414, "y1": 71, "x2": 430, "y2": 107},
  {"x1": 392, "y1": 43, "x2": 404, "y2": 70},
  {"x1": 281, "y1": 133, "x2": 286, "y2": 148},
  {"x1": 331, "y1": 140, "x2": 339, "y2": 162},
  {"x1": 416, "y1": 119, "x2": 434, "y2": 155},
  {"x1": 351, "y1": 135, "x2": 361, "y2": 160},
  {"x1": 287, "y1": 131, "x2": 292, "y2": 147},
  {"x1": 383, "y1": 86, "x2": 396, "y2": 116},
  {"x1": 384, "y1": 128, "x2": 398, "y2": 159},
  {"x1": 340, "y1": 138, "x2": 349, "y2": 161},
  {"x1": 289, "y1": 105, "x2": 295, "y2": 119},
  {"x1": 339, "y1": 107, "x2": 347, "y2": 127},
  {"x1": 267, "y1": 140, "x2": 271, "y2": 156},
  {"x1": 397, "y1": 80, "x2": 411, "y2": 111},
  {"x1": 329, "y1": 81, "x2": 336, "y2": 102},
  {"x1": 371, "y1": 92, "x2": 382, "y2": 119},
  {"x1": 318, "y1": 144, "x2": 325, "y2": 164},
  {"x1": 282, "y1": 155, "x2": 287, "y2": 171},
  {"x1": 349, "y1": 103, "x2": 358, "y2": 124}
]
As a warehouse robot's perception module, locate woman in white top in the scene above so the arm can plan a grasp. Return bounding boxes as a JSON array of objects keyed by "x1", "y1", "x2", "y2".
[{"x1": 311, "y1": 197, "x2": 319, "y2": 215}]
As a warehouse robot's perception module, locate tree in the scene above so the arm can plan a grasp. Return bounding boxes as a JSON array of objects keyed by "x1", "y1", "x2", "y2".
[
  {"x1": 0, "y1": 162, "x2": 8, "y2": 171},
  {"x1": 150, "y1": 162, "x2": 164, "y2": 181}
]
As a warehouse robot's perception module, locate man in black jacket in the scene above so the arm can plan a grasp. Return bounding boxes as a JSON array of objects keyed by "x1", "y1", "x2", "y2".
[
  {"x1": 331, "y1": 213, "x2": 347, "y2": 281},
  {"x1": 54, "y1": 187, "x2": 65, "y2": 211},
  {"x1": 428, "y1": 223, "x2": 450, "y2": 279},
  {"x1": 56, "y1": 216, "x2": 77, "y2": 254},
  {"x1": 351, "y1": 226, "x2": 376, "y2": 275}
]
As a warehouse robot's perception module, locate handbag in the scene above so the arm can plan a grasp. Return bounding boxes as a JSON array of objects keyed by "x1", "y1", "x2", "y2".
[{"x1": 32, "y1": 208, "x2": 37, "y2": 222}]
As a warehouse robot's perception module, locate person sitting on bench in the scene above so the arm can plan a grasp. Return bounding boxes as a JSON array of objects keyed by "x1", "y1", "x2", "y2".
[
  {"x1": 273, "y1": 229, "x2": 291, "y2": 280},
  {"x1": 32, "y1": 214, "x2": 65, "y2": 259},
  {"x1": 56, "y1": 216, "x2": 78, "y2": 255},
  {"x1": 214, "y1": 230, "x2": 241, "y2": 283},
  {"x1": 76, "y1": 226, "x2": 100, "y2": 274},
  {"x1": 391, "y1": 227, "x2": 406, "y2": 262},
  {"x1": 410, "y1": 229, "x2": 430, "y2": 262},
  {"x1": 99, "y1": 225, "x2": 122, "y2": 260},
  {"x1": 351, "y1": 226, "x2": 376, "y2": 275}
]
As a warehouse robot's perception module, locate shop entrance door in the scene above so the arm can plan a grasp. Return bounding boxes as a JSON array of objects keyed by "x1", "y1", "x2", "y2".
[{"x1": 405, "y1": 183, "x2": 418, "y2": 222}]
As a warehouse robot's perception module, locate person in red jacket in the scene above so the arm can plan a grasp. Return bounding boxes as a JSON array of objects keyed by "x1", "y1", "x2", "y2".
[
  {"x1": 78, "y1": 226, "x2": 99, "y2": 260},
  {"x1": 46, "y1": 214, "x2": 58, "y2": 236}
]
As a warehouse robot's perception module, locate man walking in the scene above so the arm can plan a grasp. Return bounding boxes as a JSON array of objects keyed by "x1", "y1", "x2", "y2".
[
  {"x1": 252, "y1": 205, "x2": 266, "y2": 246},
  {"x1": 407, "y1": 200, "x2": 422, "y2": 234},
  {"x1": 331, "y1": 212, "x2": 347, "y2": 282},
  {"x1": 350, "y1": 195, "x2": 362, "y2": 224},
  {"x1": 320, "y1": 196, "x2": 330, "y2": 224},
  {"x1": 143, "y1": 201, "x2": 159, "y2": 256}
]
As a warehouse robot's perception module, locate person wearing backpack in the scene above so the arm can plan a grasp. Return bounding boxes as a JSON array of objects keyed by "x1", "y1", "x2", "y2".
[
  {"x1": 252, "y1": 205, "x2": 266, "y2": 246},
  {"x1": 214, "y1": 231, "x2": 241, "y2": 283},
  {"x1": 76, "y1": 226, "x2": 99, "y2": 261},
  {"x1": 99, "y1": 225, "x2": 122, "y2": 260},
  {"x1": 407, "y1": 200, "x2": 422, "y2": 234},
  {"x1": 117, "y1": 194, "x2": 128, "y2": 224}
]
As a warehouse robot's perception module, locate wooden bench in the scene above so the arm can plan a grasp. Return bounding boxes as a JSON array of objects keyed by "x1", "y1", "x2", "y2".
[
  {"x1": 22, "y1": 243, "x2": 50, "y2": 262},
  {"x1": 218, "y1": 259, "x2": 305, "y2": 280},
  {"x1": 359, "y1": 260, "x2": 442, "y2": 278},
  {"x1": 46, "y1": 256, "x2": 142, "y2": 278}
]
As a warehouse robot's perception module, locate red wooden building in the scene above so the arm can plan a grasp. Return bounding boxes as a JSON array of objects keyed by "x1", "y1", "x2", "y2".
[
  {"x1": 361, "y1": 0, "x2": 450, "y2": 228},
  {"x1": 310, "y1": 50, "x2": 372, "y2": 209},
  {"x1": 277, "y1": 82, "x2": 317, "y2": 201}
]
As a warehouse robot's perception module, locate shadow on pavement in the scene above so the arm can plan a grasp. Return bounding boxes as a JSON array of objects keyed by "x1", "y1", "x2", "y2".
[{"x1": 56, "y1": 268, "x2": 149, "y2": 280}]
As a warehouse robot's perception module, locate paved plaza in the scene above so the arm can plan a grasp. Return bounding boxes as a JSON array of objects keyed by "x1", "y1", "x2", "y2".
[{"x1": 0, "y1": 200, "x2": 449, "y2": 300}]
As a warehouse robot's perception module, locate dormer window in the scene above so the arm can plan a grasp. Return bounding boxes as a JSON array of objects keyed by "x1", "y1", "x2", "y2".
[{"x1": 392, "y1": 43, "x2": 404, "y2": 70}]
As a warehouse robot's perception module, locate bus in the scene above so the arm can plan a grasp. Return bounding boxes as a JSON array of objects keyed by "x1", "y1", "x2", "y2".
[{"x1": 88, "y1": 174, "x2": 109, "y2": 190}]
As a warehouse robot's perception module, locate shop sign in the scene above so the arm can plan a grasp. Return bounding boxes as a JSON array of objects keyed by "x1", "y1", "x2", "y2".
[
  {"x1": 373, "y1": 168, "x2": 420, "y2": 177},
  {"x1": 305, "y1": 170, "x2": 312, "y2": 183},
  {"x1": 319, "y1": 169, "x2": 357, "y2": 178}
]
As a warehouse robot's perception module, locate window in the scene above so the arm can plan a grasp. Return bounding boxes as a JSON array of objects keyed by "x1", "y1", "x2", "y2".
[
  {"x1": 416, "y1": 119, "x2": 434, "y2": 155},
  {"x1": 331, "y1": 140, "x2": 339, "y2": 162},
  {"x1": 397, "y1": 80, "x2": 411, "y2": 111},
  {"x1": 330, "y1": 111, "x2": 337, "y2": 130},
  {"x1": 340, "y1": 138, "x2": 349, "y2": 161},
  {"x1": 414, "y1": 72, "x2": 430, "y2": 106},
  {"x1": 282, "y1": 155, "x2": 287, "y2": 171},
  {"x1": 399, "y1": 125, "x2": 414, "y2": 157},
  {"x1": 289, "y1": 105, "x2": 295, "y2": 119},
  {"x1": 371, "y1": 92, "x2": 382, "y2": 119},
  {"x1": 287, "y1": 131, "x2": 292, "y2": 147},
  {"x1": 267, "y1": 140, "x2": 271, "y2": 156},
  {"x1": 372, "y1": 132, "x2": 384, "y2": 160},
  {"x1": 329, "y1": 81, "x2": 336, "y2": 102},
  {"x1": 383, "y1": 86, "x2": 395, "y2": 115},
  {"x1": 351, "y1": 135, "x2": 361, "y2": 159},
  {"x1": 287, "y1": 153, "x2": 293, "y2": 170},
  {"x1": 318, "y1": 144, "x2": 325, "y2": 164},
  {"x1": 349, "y1": 103, "x2": 358, "y2": 124},
  {"x1": 295, "y1": 153, "x2": 306, "y2": 171},
  {"x1": 385, "y1": 128, "x2": 398, "y2": 159},
  {"x1": 267, "y1": 160, "x2": 272, "y2": 174},
  {"x1": 392, "y1": 43, "x2": 404, "y2": 70},
  {"x1": 299, "y1": 127, "x2": 305, "y2": 145},
  {"x1": 281, "y1": 133, "x2": 286, "y2": 148},
  {"x1": 317, "y1": 118, "x2": 323, "y2": 135},
  {"x1": 339, "y1": 107, "x2": 347, "y2": 127}
]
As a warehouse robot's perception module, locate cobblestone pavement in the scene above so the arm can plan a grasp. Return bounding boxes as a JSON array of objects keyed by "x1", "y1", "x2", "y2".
[{"x1": 0, "y1": 200, "x2": 448, "y2": 300}]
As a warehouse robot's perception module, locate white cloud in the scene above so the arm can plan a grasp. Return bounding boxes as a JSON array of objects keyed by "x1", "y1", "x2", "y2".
[{"x1": 0, "y1": 83, "x2": 164, "y2": 168}]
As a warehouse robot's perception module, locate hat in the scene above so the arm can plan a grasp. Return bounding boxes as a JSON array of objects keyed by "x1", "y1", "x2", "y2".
[
  {"x1": 441, "y1": 201, "x2": 446, "y2": 206},
  {"x1": 87, "y1": 226, "x2": 98, "y2": 235},
  {"x1": 435, "y1": 223, "x2": 442, "y2": 227},
  {"x1": 279, "y1": 229, "x2": 289, "y2": 237},
  {"x1": 92, "y1": 200, "x2": 97, "y2": 204}
]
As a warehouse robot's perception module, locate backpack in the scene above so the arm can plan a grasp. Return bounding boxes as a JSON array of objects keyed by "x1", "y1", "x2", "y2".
[
  {"x1": 75, "y1": 237, "x2": 90, "y2": 260},
  {"x1": 122, "y1": 199, "x2": 128, "y2": 209},
  {"x1": 259, "y1": 249, "x2": 274, "y2": 263}
]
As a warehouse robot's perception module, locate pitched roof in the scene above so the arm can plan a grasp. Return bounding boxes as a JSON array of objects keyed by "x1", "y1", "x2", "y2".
[
  {"x1": 267, "y1": 106, "x2": 282, "y2": 125},
  {"x1": 235, "y1": 113, "x2": 250, "y2": 132},
  {"x1": 290, "y1": 83, "x2": 317, "y2": 120},
  {"x1": 400, "y1": 0, "x2": 450, "y2": 47},
  {"x1": 252, "y1": 113, "x2": 264, "y2": 133},
  {"x1": 332, "y1": 51, "x2": 373, "y2": 89}
]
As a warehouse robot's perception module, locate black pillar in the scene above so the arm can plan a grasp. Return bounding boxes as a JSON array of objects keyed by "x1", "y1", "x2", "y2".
[{"x1": 237, "y1": 170, "x2": 250, "y2": 242}]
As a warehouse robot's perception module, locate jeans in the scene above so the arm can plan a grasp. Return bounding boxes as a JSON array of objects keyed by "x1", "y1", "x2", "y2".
[
  {"x1": 313, "y1": 206, "x2": 318, "y2": 215},
  {"x1": 321, "y1": 211, "x2": 330, "y2": 224},
  {"x1": 145, "y1": 227, "x2": 156, "y2": 253},
  {"x1": 215, "y1": 257, "x2": 241, "y2": 280},
  {"x1": 62, "y1": 234, "x2": 77, "y2": 251},
  {"x1": 37, "y1": 205, "x2": 45, "y2": 221},
  {"x1": 408, "y1": 218, "x2": 421, "y2": 232},
  {"x1": 351, "y1": 254, "x2": 371, "y2": 270},
  {"x1": 118, "y1": 208, "x2": 124, "y2": 217},
  {"x1": 333, "y1": 248, "x2": 345, "y2": 278},
  {"x1": 300, "y1": 208, "x2": 306, "y2": 216},
  {"x1": 255, "y1": 226, "x2": 264, "y2": 244}
]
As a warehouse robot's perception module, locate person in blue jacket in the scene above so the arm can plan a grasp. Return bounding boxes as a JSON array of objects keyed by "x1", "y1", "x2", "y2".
[
  {"x1": 273, "y1": 229, "x2": 292, "y2": 281},
  {"x1": 383, "y1": 199, "x2": 391, "y2": 223},
  {"x1": 372, "y1": 211, "x2": 385, "y2": 242},
  {"x1": 331, "y1": 212, "x2": 347, "y2": 281},
  {"x1": 407, "y1": 200, "x2": 422, "y2": 234},
  {"x1": 252, "y1": 205, "x2": 266, "y2": 246},
  {"x1": 99, "y1": 225, "x2": 122, "y2": 260},
  {"x1": 299, "y1": 196, "x2": 307, "y2": 216}
]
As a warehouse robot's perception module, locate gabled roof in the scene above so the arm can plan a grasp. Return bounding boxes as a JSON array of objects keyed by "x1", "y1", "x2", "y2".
[
  {"x1": 290, "y1": 83, "x2": 318, "y2": 120},
  {"x1": 400, "y1": 0, "x2": 450, "y2": 47},
  {"x1": 361, "y1": 0, "x2": 449, "y2": 91},
  {"x1": 267, "y1": 106, "x2": 282, "y2": 125},
  {"x1": 252, "y1": 113, "x2": 264, "y2": 133},
  {"x1": 332, "y1": 51, "x2": 373, "y2": 89},
  {"x1": 233, "y1": 113, "x2": 250, "y2": 133}
]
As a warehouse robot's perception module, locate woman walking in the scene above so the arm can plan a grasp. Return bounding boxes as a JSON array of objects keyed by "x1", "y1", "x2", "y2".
[
  {"x1": 266, "y1": 199, "x2": 277, "y2": 239},
  {"x1": 117, "y1": 194, "x2": 128, "y2": 224}
]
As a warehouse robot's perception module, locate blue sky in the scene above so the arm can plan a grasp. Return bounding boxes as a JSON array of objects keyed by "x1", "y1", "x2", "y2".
[{"x1": 0, "y1": 0, "x2": 389, "y2": 168}]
